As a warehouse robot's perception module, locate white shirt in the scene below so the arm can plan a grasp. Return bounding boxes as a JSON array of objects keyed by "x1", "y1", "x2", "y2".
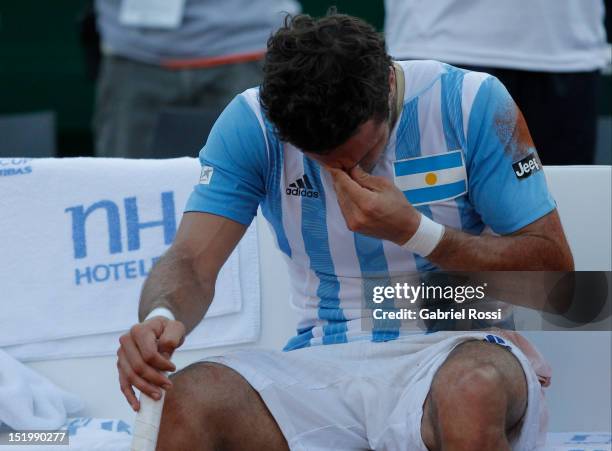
[{"x1": 385, "y1": 0, "x2": 610, "y2": 72}]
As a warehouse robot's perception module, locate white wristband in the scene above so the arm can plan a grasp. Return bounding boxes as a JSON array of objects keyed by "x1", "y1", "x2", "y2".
[
  {"x1": 401, "y1": 214, "x2": 445, "y2": 257},
  {"x1": 144, "y1": 307, "x2": 175, "y2": 322}
]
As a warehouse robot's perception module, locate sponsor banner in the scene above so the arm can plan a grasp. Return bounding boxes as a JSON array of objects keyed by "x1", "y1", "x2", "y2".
[{"x1": 360, "y1": 271, "x2": 611, "y2": 333}]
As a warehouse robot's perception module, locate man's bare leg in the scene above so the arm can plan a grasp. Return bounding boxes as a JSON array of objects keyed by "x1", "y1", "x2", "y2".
[
  {"x1": 421, "y1": 340, "x2": 528, "y2": 451},
  {"x1": 157, "y1": 362, "x2": 289, "y2": 451}
]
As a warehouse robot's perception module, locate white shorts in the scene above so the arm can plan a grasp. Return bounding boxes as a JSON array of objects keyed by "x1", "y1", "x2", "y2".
[{"x1": 203, "y1": 331, "x2": 547, "y2": 451}]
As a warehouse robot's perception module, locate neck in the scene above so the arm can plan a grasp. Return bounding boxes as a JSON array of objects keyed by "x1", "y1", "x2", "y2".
[{"x1": 389, "y1": 63, "x2": 405, "y2": 131}]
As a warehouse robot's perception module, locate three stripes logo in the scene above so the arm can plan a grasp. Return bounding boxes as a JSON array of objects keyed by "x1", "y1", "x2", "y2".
[{"x1": 286, "y1": 174, "x2": 319, "y2": 198}]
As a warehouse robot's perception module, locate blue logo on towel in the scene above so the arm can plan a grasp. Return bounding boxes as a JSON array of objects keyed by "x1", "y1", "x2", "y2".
[
  {"x1": 66, "y1": 192, "x2": 176, "y2": 259},
  {"x1": 65, "y1": 192, "x2": 177, "y2": 286}
]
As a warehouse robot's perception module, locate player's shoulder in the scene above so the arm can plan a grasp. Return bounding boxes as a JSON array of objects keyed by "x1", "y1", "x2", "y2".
[
  {"x1": 396, "y1": 59, "x2": 447, "y2": 101},
  {"x1": 211, "y1": 87, "x2": 269, "y2": 141},
  {"x1": 460, "y1": 68, "x2": 496, "y2": 103},
  {"x1": 236, "y1": 87, "x2": 263, "y2": 117},
  {"x1": 223, "y1": 87, "x2": 263, "y2": 125},
  {"x1": 234, "y1": 87, "x2": 280, "y2": 141},
  {"x1": 396, "y1": 59, "x2": 493, "y2": 102},
  {"x1": 396, "y1": 59, "x2": 447, "y2": 77},
  {"x1": 204, "y1": 87, "x2": 270, "y2": 161}
]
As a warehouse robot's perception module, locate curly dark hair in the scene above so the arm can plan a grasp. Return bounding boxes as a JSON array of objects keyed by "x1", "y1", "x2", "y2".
[{"x1": 260, "y1": 13, "x2": 392, "y2": 154}]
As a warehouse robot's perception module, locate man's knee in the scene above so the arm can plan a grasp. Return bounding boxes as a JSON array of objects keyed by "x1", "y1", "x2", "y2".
[
  {"x1": 158, "y1": 362, "x2": 246, "y2": 449},
  {"x1": 432, "y1": 341, "x2": 527, "y2": 423},
  {"x1": 422, "y1": 340, "x2": 528, "y2": 450},
  {"x1": 436, "y1": 360, "x2": 505, "y2": 407},
  {"x1": 158, "y1": 361, "x2": 289, "y2": 451}
]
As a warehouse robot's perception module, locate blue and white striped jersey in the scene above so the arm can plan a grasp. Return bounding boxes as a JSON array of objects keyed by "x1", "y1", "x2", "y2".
[{"x1": 185, "y1": 60, "x2": 556, "y2": 350}]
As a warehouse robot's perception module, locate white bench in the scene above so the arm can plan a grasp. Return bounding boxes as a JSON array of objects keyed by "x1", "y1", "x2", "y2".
[{"x1": 26, "y1": 165, "x2": 612, "y2": 432}]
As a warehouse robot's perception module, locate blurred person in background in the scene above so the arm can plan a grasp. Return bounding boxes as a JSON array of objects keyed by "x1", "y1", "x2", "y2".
[
  {"x1": 384, "y1": 0, "x2": 610, "y2": 165},
  {"x1": 93, "y1": 0, "x2": 299, "y2": 158}
]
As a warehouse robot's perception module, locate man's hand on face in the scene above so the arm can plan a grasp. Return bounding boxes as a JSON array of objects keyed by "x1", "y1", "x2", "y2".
[
  {"x1": 117, "y1": 317, "x2": 185, "y2": 411},
  {"x1": 330, "y1": 166, "x2": 421, "y2": 245}
]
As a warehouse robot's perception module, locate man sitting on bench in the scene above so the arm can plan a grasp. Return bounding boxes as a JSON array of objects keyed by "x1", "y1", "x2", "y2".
[{"x1": 117, "y1": 13, "x2": 573, "y2": 451}]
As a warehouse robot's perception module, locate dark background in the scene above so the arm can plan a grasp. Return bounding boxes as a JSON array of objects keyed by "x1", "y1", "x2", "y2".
[{"x1": 0, "y1": 1, "x2": 608, "y2": 157}]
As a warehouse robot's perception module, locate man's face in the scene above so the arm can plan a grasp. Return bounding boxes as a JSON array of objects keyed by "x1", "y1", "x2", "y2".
[
  {"x1": 304, "y1": 66, "x2": 396, "y2": 174},
  {"x1": 305, "y1": 118, "x2": 391, "y2": 174}
]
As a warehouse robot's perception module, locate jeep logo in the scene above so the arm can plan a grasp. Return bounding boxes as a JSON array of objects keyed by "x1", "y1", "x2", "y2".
[{"x1": 512, "y1": 153, "x2": 541, "y2": 180}]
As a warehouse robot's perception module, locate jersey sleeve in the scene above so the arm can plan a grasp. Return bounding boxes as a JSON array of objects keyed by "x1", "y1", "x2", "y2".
[
  {"x1": 184, "y1": 94, "x2": 267, "y2": 225},
  {"x1": 465, "y1": 75, "x2": 556, "y2": 235}
]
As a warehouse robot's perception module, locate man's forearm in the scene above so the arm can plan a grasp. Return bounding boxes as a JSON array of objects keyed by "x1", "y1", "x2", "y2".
[
  {"x1": 138, "y1": 246, "x2": 215, "y2": 334},
  {"x1": 427, "y1": 227, "x2": 574, "y2": 271}
]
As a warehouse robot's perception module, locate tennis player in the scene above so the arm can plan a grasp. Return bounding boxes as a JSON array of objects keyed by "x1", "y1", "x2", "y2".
[{"x1": 117, "y1": 13, "x2": 574, "y2": 451}]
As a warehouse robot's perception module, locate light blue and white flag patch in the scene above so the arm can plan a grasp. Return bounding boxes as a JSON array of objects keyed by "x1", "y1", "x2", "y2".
[{"x1": 393, "y1": 150, "x2": 467, "y2": 206}]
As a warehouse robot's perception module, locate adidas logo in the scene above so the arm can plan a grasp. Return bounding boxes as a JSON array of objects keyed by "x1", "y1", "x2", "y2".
[{"x1": 286, "y1": 174, "x2": 320, "y2": 198}]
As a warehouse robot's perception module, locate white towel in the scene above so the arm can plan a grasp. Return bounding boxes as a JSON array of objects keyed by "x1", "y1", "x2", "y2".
[
  {"x1": 3, "y1": 225, "x2": 260, "y2": 360},
  {"x1": 0, "y1": 349, "x2": 84, "y2": 430},
  {"x1": 0, "y1": 157, "x2": 260, "y2": 358}
]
